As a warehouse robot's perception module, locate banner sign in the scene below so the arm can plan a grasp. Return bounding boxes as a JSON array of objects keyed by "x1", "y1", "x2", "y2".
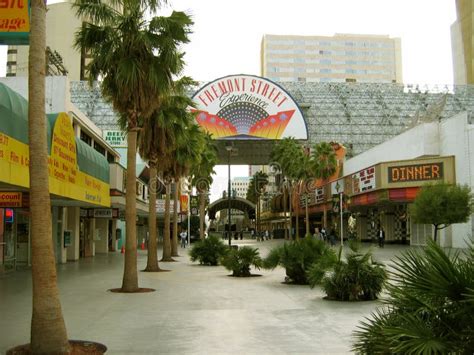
[
  {"x1": 0, "y1": 0, "x2": 30, "y2": 45},
  {"x1": 192, "y1": 74, "x2": 307, "y2": 140},
  {"x1": 0, "y1": 191, "x2": 22, "y2": 207},
  {"x1": 103, "y1": 130, "x2": 127, "y2": 148},
  {"x1": 190, "y1": 195, "x2": 199, "y2": 216},
  {"x1": 179, "y1": 195, "x2": 188, "y2": 213}
]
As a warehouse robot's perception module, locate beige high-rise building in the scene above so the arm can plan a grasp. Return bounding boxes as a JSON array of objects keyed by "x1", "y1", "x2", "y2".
[
  {"x1": 6, "y1": 1, "x2": 88, "y2": 80},
  {"x1": 451, "y1": 0, "x2": 474, "y2": 85},
  {"x1": 261, "y1": 33, "x2": 403, "y2": 83}
]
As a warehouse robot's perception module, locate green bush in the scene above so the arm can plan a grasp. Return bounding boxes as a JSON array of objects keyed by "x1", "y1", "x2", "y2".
[
  {"x1": 189, "y1": 235, "x2": 228, "y2": 266},
  {"x1": 353, "y1": 240, "x2": 474, "y2": 354},
  {"x1": 221, "y1": 246, "x2": 263, "y2": 277},
  {"x1": 309, "y1": 241, "x2": 386, "y2": 301},
  {"x1": 263, "y1": 236, "x2": 336, "y2": 284}
]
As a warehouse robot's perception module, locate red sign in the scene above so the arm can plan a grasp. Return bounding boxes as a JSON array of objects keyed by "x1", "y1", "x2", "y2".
[{"x1": 0, "y1": 192, "x2": 22, "y2": 207}]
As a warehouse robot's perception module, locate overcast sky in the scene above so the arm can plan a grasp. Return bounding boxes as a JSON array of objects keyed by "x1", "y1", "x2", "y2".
[{"x1": 0, "y1": 0, "x2": 458, "y2": 201}]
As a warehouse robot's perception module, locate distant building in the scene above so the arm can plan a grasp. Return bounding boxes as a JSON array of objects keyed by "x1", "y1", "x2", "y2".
[
  {"x1": 261, "y1": 33, "x2": 402, "y2": 84},
  {"x1": 231, "y1": 176, "x2": 251, "y2": 199},
  {"x1": 451, "y1": 0, "x2": 474, "y2": 84},
  {"x1": 6, "y1": 2, "x2": 92, "y2": 80}
]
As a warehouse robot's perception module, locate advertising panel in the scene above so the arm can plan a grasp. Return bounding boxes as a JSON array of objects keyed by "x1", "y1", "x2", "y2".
[
  {"x1": 0, "y1": 0, "x2": 30, "y2": 44},
  {"x1": 0, "y1": 113, "x2": 110, "y2": 207},
  {"x1": 192, "y1": 74, "x2": 307, "y2": 140},
  {"x1": 103, "y1": 130, "x2": 127, "y2": 148},
  {"x1": 190, "y1": 195, "x2": 199, "y2": 216},
  {"x1": 0, "y1": 192, "x2": 22, "y2": 207}
]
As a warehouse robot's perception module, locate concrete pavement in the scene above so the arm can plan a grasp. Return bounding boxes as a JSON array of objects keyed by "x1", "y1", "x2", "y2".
[{"x1": 0, "y1": 240, "x2": 410, "y2": 354}]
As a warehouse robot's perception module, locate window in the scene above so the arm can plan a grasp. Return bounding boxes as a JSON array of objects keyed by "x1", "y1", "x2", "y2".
[
  {"x1": 80, "y1": 130, "x2": 92, "y2": 145},
  {"x1": 94, "y1": 141, "x2": 106, "y2": 156},
  {"x1": 106, "y1": 152, "x2": 115, "y2": 163}
]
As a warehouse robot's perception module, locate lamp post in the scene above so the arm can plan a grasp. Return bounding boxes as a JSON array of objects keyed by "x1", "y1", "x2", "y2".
[
  {"x1": 339, "y1": 191, "x2": 344, "y2": 246},
  {"x1": 225, "y1": 145, "x2": 232, "y2": 246}
]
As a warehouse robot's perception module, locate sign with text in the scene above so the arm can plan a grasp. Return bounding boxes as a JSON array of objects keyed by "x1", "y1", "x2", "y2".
[
  {"x1": 0, "y1": 0, "x2": 30, "y2": 44},
  {"x1": 156, "y1": 199, "x2": 177, "y2": 214},
  {"x1": 192, "y1": 74, "x2": 307, "y2": 140},
  {"x1": 190, "y1": 195, "x2": 199, "y2": 216},
  {"x1": 103, "y1": 130, "x2": 127, "y2": 148},
  {"x1": 179, "y1": 195, "x2": 188, "y2": 213},
  {"x1": 352, "y1": 166, "x2": 376, "y2": 194},
  {"x1": 0, "y1": 112, "x2": 110, "y2": 207},
  {"x1": 0, "y1": 191, "x2": 22, "y2": 207},
  {"x1": 388, "y1": 162, "x2": 444, "y2": 183}
]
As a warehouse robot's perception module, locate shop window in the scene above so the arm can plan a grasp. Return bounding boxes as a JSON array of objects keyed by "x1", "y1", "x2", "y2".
[
  {"x1": 80, "y1": 130, "x2": 92, "y2": 145},
  {"x1": 93, "y1": 141, "x2": 106, "y2": 156}
]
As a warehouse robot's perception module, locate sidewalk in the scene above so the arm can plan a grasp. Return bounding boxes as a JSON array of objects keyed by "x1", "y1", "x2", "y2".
[{"x1": 0, "y1": 240, "x2": 408, "y2": 354}]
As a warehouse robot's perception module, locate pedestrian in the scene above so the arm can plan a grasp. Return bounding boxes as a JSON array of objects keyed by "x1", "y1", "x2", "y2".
[
  {"x1": 378, "y1": 226, "x2": 385, "y2": 248},
  {"x1": 240, "y1": 231, "x2": 243, "y2": 240},
  {"x1": 313, "y1": 227, "x2": 321, "y2": 241},
  {"x1": 180, "y1": 230, "x2": 187, "y2": 248},
  {"x1": 264, "y1": 230, "x2": 269, "y2": 241},
  {"x1": 320, "y1": 227, "x2": 327, "y2": 243}
]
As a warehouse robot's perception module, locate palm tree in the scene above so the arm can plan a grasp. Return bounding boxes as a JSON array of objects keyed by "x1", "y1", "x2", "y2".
[
  {"x1": 311, "y1": 142, "x2": 337, "y2": 230},
  {"x1": 246, "y1": 171, "x2": 269, "y2": 235},
  {"x1": 73, "y1": 1, "x2": 193, "y2": 291},
  {"x1": 25, "y1": 0, "x2": 69, "y2": 351},
  {"x1": 271, "y1": 138, "x2": 304, "y2": 239},
  {"x1": 190, "y1": 133, "x2": 218, "y2": 240}
]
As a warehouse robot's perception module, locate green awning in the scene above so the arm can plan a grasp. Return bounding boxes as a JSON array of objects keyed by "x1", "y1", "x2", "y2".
[
  {"x1": 0, "y1": 82, "x2": 53, "y2": 152},
  {"x1": 75, "y1": 138, "x2": 110, "y2": 183},
  {"x1": 0, "y1": 82, "x2": 29, "y2": 144},
  {"x1": 0, "y1": 82, "x2": 109, "y2": 184}
]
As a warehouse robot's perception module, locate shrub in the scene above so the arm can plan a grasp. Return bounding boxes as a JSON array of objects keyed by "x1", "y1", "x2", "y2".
[
  {"x1": 189, "y1": 235, "x2": 228, "y2": 266},
  {"x1": 353, "y1": 240, "x2": 474, "y2": 354},
  {"x1": 263, "y1": 236, "x2": 336, "y2": 284},
  {"x1": 221, "y1": 246, "x2": 263, "y2": 277},
  {"x1": 309, "y1": 241, "x2": 386, "y2": 301}
]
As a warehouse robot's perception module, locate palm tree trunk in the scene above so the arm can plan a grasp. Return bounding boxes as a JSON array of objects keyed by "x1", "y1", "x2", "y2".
[
  {"x1": 305, "y1": 194, "x2": 310, "y2": 237},
  {"x1": 199, "y1": 191, "x2": 206, "y2": 239},
  {"x1": 29, "y1": 0, "x2": 70, "y2": 351},
  {"x1": 162, "y1": 183, "x2": 173, "y2": 261},
  {"x1": 295, "y1": 201, "x2": 300, "y2": 241},
  {"x1": 144, "y1": 162, "x2": 161, "y2": 271},
  {"x1": 171, "y1": 181, "x2": 179, "y2": 257},
  {"x1": 122, "y1": 129, "x2": 139, "y2": 291},
  {"x1": 289, "y1": 184, "x2": 293, "y2": 240},
  {"x1": 283, "y1": 185, "x2": 288, "y2": 240}
]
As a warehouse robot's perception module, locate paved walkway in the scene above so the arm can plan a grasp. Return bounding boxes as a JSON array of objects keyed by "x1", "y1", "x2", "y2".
[{"x1": 0, "y1": 240, "x2": 410, "y2": 354}]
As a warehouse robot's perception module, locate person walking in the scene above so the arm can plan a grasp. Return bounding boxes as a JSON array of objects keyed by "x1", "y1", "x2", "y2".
[
  {"x1": 378, "y1": 226, "x2": 385, "y2": 248},
  {"x1": 180, "y1": 230, "x2": 187, "y2": 248}
]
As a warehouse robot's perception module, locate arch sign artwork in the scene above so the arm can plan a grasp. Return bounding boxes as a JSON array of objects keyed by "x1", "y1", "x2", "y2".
[{"x1": 192, "y1": 74, "x2": 307, "y2": 140}]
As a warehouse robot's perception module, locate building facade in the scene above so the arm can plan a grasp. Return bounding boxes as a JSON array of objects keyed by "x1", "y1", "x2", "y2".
[
  {"x1": 451, "y1": 0, "x2": 474, "y2": 85},
  {"x1": 261, "y1": 33, "x2": 403, "y2": 84},
  {"x1": 6, "y1": 2, "x2": 87, "y2": 80}
]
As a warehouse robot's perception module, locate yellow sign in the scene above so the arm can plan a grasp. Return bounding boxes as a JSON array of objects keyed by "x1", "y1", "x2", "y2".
[
  {"x1": 0, "y1": 0, "x2": 30, "y2": 33},
  {"x1": 0, "y1": 113, "x2": 110, "y2": 207},
  {"x1": 0, "y1": 192, "x2": 22, "y2": 207}
]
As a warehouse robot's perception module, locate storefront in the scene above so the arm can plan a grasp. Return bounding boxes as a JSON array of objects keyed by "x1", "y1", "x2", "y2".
[{"x1": 0, "y1": 82, "x2": 111, "y2": 272}]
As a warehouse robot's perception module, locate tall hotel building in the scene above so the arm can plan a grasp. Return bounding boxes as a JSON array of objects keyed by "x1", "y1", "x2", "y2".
[
  {"x1": 261, "y1": 33, "x2": 403, "y2": 83},
  {"x1": 451, "y1": 0, "x2": 474, "y2": 85}
]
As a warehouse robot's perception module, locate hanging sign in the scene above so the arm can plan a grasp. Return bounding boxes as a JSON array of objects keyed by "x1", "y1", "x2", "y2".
[
  {"x1": 0, "y1": 191, "x2": 22, "y2": 207},
  {"x1": 192, "y1": 74, "x2": 307, "y2": 140}
]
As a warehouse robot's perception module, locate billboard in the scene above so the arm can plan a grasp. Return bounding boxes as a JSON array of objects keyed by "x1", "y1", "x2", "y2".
[
  {"x1": 192, "y1": 74, "x2": 307, "y2": 140},
  {"x1": 0, "y1": 0, "x2": 30, "y2": 45}
]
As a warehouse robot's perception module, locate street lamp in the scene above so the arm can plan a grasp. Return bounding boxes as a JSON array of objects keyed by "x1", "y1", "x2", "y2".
[{"x1": 225, "y1": 144, "x2": 233, "y2": 246}]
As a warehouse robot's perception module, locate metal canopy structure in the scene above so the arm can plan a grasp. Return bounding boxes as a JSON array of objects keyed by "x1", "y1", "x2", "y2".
[
  {"x1": 70, "y1": 81, "x2": 474, "y2": 163},
  {"x1": 207, "y1": 197, "x2": 255, "y2": 220}
]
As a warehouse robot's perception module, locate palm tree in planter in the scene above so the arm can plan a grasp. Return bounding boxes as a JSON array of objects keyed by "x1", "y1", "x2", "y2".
[
  {"x1": 7, "y1": 1, "x2": 71, "y2": 352},
  {"x1": 154, "y1": 87, "x2": 204, "y2": 261},
  {"x1": 168, "y1": 124, "x2": 206, "y2": 256},
  {"x1": 221, "y1": 246, "x2": 263, "y2": 277},
  {"x1": 74, "y1": 0, "x2": 193, "y2": 292},
  {"x1": 271, "y1": 138, "x2": 299, "y2": 239},
  {"x1": 311, "y1": 142, "x2": 337, "y2": 230},
  {"x1": 308, "y1": 241, "x2": 387, "y2": 301},
  {"x1": 353, "y1": 240, "x2": 474, "y2": 354},
  {"x1": 190, "y1": 133, "x2": 218, "y2": 240}
]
